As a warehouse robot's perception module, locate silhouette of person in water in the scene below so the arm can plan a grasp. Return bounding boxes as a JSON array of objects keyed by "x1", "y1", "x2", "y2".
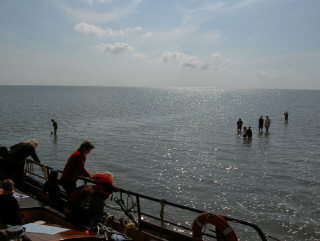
[
  {"x1": 51, "y1": 119, "x2": 58, "y2": 135},
  {"x1": 258, "y1": 116, "x2": 264, "y2": 132},
  {"x1": 242, "y1": 126, "x2": 247, "y2": 139},
  {"x1": 265, "y1": 116, "x2": 271, "y2": 132},
  {"x1": 237, "y1": 118, "x2": 243, "y2": 132},
  {"x1": 284, "y1": 112, "x2": 289, "y2": 122},
  {"x1": 246, "y1": 126, "x2": 252, "y2": 140}
]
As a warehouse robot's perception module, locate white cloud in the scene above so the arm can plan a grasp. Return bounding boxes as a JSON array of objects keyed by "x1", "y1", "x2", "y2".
[
  {"x1": 74, "y1": 23, "x2": 105, "y2": 37},
  {"x1": 74, "y1": 23, "x2": 142, "y2": 37},
  {"x1": 56, "y1": 0, "x2": 142, "y2": 24},
  {"x1": 85, "y1": 0, "x2": 112, "y2": 5},
  {"x1": 157, "y1": 51, "x2": 213, "y2": 70},
  {"x1": 131, "y1": 53, "x2": 147, "y2": 58},
  {"x1": 212, "y1": 52, "x2": 223, "y2": 60},
  {"x1": 141, "y1": 32, "x2": 153, "y2": 39},
  {"x1": 232, "y1": 0, "x2": 261, "y2": 9},
  {"x1": 94, "y1": 42, "x2": 135, "y2": 54},
  {"x1": 196, "y1": 30, "x2": 222, "y2": 44},
  {"x1": 255, "y1": 71, "x2": 269, "y2": 80}
]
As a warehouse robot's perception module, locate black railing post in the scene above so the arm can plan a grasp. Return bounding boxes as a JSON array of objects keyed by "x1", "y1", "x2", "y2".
[{"x1": 136, "y1": 195, "x2": 142, "y2": 231}]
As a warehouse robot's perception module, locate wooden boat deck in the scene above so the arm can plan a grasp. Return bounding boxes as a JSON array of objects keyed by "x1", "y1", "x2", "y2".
[{"x1": 1, "y1": 181, "x2": 95, "y2": 241}]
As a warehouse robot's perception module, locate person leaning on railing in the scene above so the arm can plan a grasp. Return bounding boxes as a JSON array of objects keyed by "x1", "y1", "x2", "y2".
[
  {"x1": 60, "y1": 141, "x2": 94, "y2": 198},
  {"x1": 6, "y1": 139, "x2": 41, "y2": 188},
  {"x1": 88, "y1": 171, "x2": 121, "y2": 232}
]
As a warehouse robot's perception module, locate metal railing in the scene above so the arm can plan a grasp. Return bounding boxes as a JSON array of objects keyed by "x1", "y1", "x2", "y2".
[{"x1": 24, "y1": 159, "x2": 269, "y2": 241}]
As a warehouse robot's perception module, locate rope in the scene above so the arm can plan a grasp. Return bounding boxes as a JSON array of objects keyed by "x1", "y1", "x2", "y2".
[
  {"x1": 267, "y1": 234, "x2": 282, "y2": 241},
  {"x1": 122, "y1": 217, "x2": 136, "y2": 228},
  {"x1": 203, "y1": 213, "x2": 213, "y2": 234},
  {"x1": 125, "y1": 192, "x2": 136, "y2": 213}
]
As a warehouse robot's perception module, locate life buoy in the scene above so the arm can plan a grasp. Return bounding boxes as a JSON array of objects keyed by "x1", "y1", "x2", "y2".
[{"x1": 191, "y1": 212, "x2": 238, "y2": 241}]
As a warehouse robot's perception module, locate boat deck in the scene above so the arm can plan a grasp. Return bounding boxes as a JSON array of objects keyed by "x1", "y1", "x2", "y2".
[{"x1": 1, "y1": 181, "x2": 95, "y2": 241}]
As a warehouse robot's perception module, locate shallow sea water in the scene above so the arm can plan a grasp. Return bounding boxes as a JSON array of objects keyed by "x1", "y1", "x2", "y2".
[{"x1": 0, "y1": 86, "x2": 319, "y2": 240}]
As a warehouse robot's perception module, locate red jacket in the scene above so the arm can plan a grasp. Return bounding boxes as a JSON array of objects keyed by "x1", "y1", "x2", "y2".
[
  {"x1": 92, "y1": 173, "x2": 114, "y2": 199},
  {"x1": 61, "y1": 150, "x2": 90, "y2": 183}
]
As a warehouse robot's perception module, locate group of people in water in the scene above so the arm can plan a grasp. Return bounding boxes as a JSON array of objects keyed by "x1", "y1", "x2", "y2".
[
  {"x1": 0, "y1": 140, "x2": 119, "y2": 232},
  {"x1": 237, "y1": 111, "x2": 289, "y2": 140}
]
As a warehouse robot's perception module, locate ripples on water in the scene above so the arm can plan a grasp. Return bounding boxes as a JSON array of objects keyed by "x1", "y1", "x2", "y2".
[{"x1": 0, "y1": 86, "x2": 319, "y2": 240}]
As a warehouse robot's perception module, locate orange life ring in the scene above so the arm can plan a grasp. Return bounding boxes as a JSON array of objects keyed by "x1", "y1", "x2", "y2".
[{"x1": 191, "y1": 212, "x2": 238, "y2": 241}]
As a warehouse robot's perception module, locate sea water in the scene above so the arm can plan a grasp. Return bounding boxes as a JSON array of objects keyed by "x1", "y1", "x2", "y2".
[{"x1": 0, "y1": 86, "x2": 319, "y2": 240}]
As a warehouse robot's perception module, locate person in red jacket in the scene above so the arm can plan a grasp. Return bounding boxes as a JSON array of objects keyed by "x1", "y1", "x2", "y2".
[
  {"x1": 88, "y1": 172, "x2": 120, "y2": 231},
  {"x1": 60, "y1": 141, "x2": 94, "y2": 197}
]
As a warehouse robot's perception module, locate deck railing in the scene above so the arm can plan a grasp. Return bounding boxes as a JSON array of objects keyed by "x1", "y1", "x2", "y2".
[{"x1": 24, "y1": 159, "x2": 269, "y2": 241}]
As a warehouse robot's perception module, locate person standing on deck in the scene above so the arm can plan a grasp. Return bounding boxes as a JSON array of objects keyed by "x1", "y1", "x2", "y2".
[
  {"x1": 258, "y1": 116, "x2": 264, "y2": 132},
  {"x1": 60, "y1": 141, "x2": 94, "y2": 197},
  {"x1": 265, "y1": 116, "x2": 271, "y2": 132},
  {"x1": 51, "y1": 119, "x2": 58, "y2": 135}
]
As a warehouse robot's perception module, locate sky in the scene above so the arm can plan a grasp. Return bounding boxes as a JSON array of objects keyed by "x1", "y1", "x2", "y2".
[{"x1": 0, "y1": 0, "x2": 319, "y2": 89}]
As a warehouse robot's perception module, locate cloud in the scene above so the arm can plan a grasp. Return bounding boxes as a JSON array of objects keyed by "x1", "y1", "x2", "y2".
[
  {"x1": 212, "y1": 52, "x2": 223, "y2": 60},
  {"x1": 56, "y1": 0, "x2": 142, "y2": 24},
  {"x1": 157, "y1": 51, "x2": 213, "y2": 70},
  {"x1": 74, "y1": 23, "x2": 142, "y2": 37},
  {"x1": 74, "y1": 23, "x2": 105, "y2": 37},
  {"x1": 94, "y1": 42, "x2": 135, "y2": 54},
  {"x1": 232, "y1": 0, "x2": 261, "y2": 9},
  {"x1": 85, "y1": 0, "x2": 112, "y2": 5},
  {"x1": 131, "y1": 53, "x2": 147, "y2": 58},
  {"x1": 141, "y1": 32, "x2": 153, "y2": 39},
  {"x1": 255, "y1": 71, "x2": 269, "y2": 80}
]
